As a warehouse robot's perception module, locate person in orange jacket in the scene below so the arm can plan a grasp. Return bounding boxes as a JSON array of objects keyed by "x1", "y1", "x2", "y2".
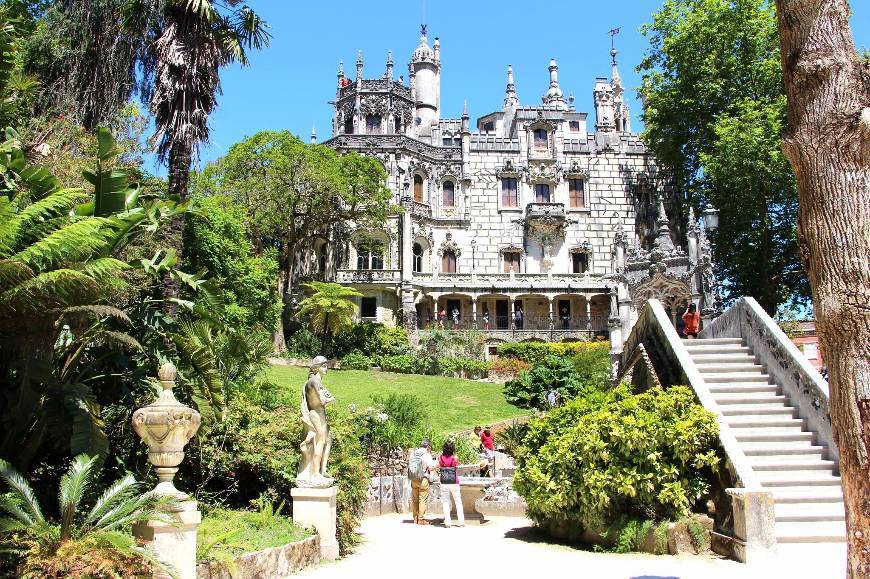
[{"x1": 682, "y1": 303, "x2": 700, "y2": 338}]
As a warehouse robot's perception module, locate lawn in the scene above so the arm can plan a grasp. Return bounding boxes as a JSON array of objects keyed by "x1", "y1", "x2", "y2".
[{"x1": 265, "y1": 364, "x2": 527, "y2": 434}]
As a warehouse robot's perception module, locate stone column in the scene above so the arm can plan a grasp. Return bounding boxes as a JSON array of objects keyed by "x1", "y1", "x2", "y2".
[
  {"x1": 472, "y1": 296, "x2": 478, "y2": 329},
  {"x1": 510, "y1": 296, "x2": 516, "y2": 330},
  {"x1": 548, "y1": 297, "x2": 554, "y2": 330},
  {"x1": 132, "y1": 363, "x2": 201, "y2": 579},
  {"x1": 585, "y1": 296, "x2": 593, "y2": 332}
]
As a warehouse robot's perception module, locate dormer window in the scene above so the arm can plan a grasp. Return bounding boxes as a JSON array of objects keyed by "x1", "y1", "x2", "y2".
[
  {"x1": 442, "y1": 181, "x2": 455, "y2": 207},
  {"x1": 365, "y1": 115, "x2": 382, "y2": 134},
  {"x1": 533, "y1": 129, "x2": 548, "y2": 149}
]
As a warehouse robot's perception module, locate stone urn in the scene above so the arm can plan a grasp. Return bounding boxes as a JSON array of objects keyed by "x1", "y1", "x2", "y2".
[{"x1": 132, "y1": 362, "x2": 201, "y2": 499}]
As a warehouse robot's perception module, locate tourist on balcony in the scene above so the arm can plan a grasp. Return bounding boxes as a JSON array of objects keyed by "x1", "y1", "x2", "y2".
[
  {"x1": 437, "y1": 306, "x2": 446, "y2": 329},
  {"x1": 514, "y1": 305, "x2": 524, "y2": 330},
  {"x1": 451, "y1": 306, "x2": 460, "y2": 329},
  {"x1": 482, "y1": 307, "x2": 490, "y2": 330},
  {"x1": 560, "y1": 306, "x2": 570, "y2": 330},
  {"x1": 682, "y1": 303, "x2": 700, "y2": 339}
]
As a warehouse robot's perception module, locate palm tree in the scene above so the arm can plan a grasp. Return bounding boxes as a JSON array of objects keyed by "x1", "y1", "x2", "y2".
[
  {"x1": 149, "y1": 0, "x2": 270, "y2": 199},
  {"x1": 0, "y1": 454, "x2": 177, "y2": 578},
  {"x1": 297, "y1": 282, "x2": 362, "y2": 346}
]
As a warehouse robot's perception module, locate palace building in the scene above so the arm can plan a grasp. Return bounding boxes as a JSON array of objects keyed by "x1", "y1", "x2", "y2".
[{"x1": 310, "y1": 27, "x2": 718, "y2": 358}]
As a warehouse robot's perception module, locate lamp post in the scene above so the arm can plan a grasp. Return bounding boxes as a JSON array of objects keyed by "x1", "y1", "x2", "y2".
[
  {"x1": 701, "y1": 203, "x2": 721, "y2": 318},
  {"x1": 702, "y1": 203, "x2": 719, "y2": 231},
  {"x1": 403, "y1": 177, "x2": 410, "y2": 204}
]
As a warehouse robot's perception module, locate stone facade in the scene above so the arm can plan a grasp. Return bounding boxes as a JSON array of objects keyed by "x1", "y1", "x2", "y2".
[{"x1": 311, "y1": 27, "x2": 716, "y2": 356}]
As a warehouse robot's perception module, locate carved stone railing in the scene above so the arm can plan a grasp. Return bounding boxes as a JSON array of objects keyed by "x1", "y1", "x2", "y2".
[
  {"x1": 700, "y1": 297, "x2": 836, "y2": 466},
  {"x1": 525, "y1": 202, "x2": 566, "y2": 219},
  {"x1": 325, "y1": 134, "x2": 462, "y2": 162},
  {"x1": 411, "y1": 201, "x2": 431, "y2": 217},
  {"x1": 335, "y1": 269, "x2": 401, "y2": 284},
  {"x1": 418, "y1": 328, "x2": 598, "y2": 342},
  {"x1": 407, "y1": 272, "x2": 609, "y2": 291}
]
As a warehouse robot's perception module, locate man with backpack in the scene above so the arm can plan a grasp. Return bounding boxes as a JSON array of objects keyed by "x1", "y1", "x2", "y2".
[{"x1": 407, "y1": 439, "x2": 437, "y2": 525}]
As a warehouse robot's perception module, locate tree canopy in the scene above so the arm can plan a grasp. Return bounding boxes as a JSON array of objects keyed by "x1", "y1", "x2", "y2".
[{"x1": 638, "y1": 0, "x2": 808, "y2": 313}]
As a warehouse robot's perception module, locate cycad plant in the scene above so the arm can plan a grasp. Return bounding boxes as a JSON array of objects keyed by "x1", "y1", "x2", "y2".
[
  {"x1": 0, "y1": 454, "x2": 177, "y2": 578},
  {"x1": 297, "y1": 282, "x2": 361, "y2": 347}
]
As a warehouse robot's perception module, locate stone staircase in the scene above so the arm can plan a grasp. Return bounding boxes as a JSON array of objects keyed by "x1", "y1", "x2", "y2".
[{"x1": 683, "y1": 337, "x2": 846, "y2": 544}]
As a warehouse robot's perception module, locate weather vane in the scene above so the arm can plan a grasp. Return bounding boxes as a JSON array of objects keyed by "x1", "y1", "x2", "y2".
[{"x1": 608, "y1": 27, "x2": 621, "y2": 50}]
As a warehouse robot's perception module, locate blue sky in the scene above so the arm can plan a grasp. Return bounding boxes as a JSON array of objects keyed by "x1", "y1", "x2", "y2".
[{"x1": 161, "y1": 0, "x2": 870, "y2": 174}]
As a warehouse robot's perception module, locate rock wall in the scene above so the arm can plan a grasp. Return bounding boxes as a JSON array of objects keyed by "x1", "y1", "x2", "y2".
[{"x1": 196, "y1": 535, "x2": 320, "y2": 579}]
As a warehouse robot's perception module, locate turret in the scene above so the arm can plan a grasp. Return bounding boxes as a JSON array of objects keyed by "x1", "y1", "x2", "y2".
[
  {"x1": 311, "y1": 124, "x2": 316, "y2": 145},
  {"x1": 409, "y1": 25, "x2": 441, "y2": 133},
  {"x1": 610, "y1": 48, "x2": 631, "y2": 132},
  {"x1": 542, "y1": 58, "x2": 567, "y2": 110},
  {"x1": 461, "y1": 100, "x2": 470, "y2": 156},
  {"x1": 593, "y1": 77, "x2": 615, "y2": 132}
]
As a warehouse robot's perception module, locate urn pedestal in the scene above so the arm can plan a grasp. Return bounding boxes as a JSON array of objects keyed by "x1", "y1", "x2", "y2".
[
  {"x1": 291, "y1": 486, "x2": 339, "y2": 561},
  {"x1": 131, "y1": 363, "x2": 202, "y2": 578}
]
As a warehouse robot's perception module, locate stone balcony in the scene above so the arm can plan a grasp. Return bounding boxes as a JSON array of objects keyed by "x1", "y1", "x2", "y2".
[
  {"x1": 412, "y1": 271, "x2": 604, "y2": 291},
  {"x1": 335, "y1": 269, "x2": 401, "y2": 284},
  {"x1": 525, "y1": 202, "x2": 566, "y2": 219}
]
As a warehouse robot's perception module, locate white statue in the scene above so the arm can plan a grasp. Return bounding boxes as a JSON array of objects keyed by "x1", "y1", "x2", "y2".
[{"x1": 297, "y1": 356, "x2": 335, "y2": 487}]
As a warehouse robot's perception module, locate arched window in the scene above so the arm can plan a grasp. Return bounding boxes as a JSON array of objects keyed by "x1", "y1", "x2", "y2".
[
  {"x1": 442, "y1": 181, "x2": 455, "y2": 207},
  {"x1": 356, "y1": 238, "x2": 384, "y2": 270},
  {"x1": 413, "y1": 243, "x2": 423, "y2": 273},
  {"x1": 533, "y1": 128, "x2": 548, "y2": 149},
  {"x1": 343, "y1": 116, "x2": 353, "y2": 134},
  {"x1": 441, "y1": 250, "x2": 457, "y2": 273},
  {"x1": 413, "y1": 174, "x2": 424, "y2": 203}
]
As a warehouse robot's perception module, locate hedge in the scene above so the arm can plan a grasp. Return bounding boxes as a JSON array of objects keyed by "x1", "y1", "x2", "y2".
[{"x1": 496, "y1": 339, "x2": 610, "y2": 362}]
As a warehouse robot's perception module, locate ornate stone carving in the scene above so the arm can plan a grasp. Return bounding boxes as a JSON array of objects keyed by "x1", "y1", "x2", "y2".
[
  {"x1": 360, "y1": 94, "x2": 387, "y2": 115},
  {"x1": 297, "y1": 356, "x2": 335, "y2": 488},
  {"x1": 437, "y1": 232, "x2": 462, "y2": 257},
  {"x1": 630, "y1": 272, "x2": 691, "y2": 311},
  {"x1": 132, "y1": 363, "x2": 201, "y2": 498}
]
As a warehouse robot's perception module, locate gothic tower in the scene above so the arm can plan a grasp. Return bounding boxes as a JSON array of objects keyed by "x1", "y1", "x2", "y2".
[{"x1": 409, "y1": 25, "x2": 441, "y2": 135}]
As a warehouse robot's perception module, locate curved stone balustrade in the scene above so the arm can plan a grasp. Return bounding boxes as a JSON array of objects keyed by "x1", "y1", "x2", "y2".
[{"x1": 335, "y1": 269, "x2": 401, "y2": 284}]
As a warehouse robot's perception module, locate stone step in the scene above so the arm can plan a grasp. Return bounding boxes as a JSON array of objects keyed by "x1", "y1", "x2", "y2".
[
  {"x1": 725, "y1": 416, "x2": 805, "y2": 428},
  {"x1": 696, "y1": 363, "x2": 766, "y2": 374},
  {"x1": 703, "y1": 372, "x2": 771, "y2": 383},
  {"x1": 775, "y1": 502, "x2": 845, "y2": 522},
  {"x1": 741, "y1": 442, "x2": 827, "y2": 457},
  {"x1": 682, "y1": 338, "x2": 744, "y2": 345},
  {"x1": 775, "y1": 521, "x2": 846, "y2": 543},
  {"x1": 685, "y1": 345, "x2": 753, "y2": 355},
  {"x1": 689, "y1": 353, "x2": 758, "y2": 364},
  {"x1": 735, "y1": 429, "x2": 813, "y2": 443},
  {"x1": 709, "y1": 383, "x2": 780, "y2": 394},
  {"x1": 720, "y1": 405, "x2": 796, "y2": 416},
  {"x1": 749, "y1": 457, "x2": 836, "y2": 471},
  {"x1": 771, "y1": 486, "x2": 844, "y2": 503},
  {"x1": 759, "y1": 471, "x2": 842, "y2": 487},
  {"x1": 714, "y1": 394, "x2": 788, "y2": 405}
]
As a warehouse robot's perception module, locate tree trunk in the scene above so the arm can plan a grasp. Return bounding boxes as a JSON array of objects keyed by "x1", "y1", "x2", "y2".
[
  {"x1": 272, "y1": 267, "x2": 287, "y2": 353},
  {"x1": 168, "y1": 142, "x2": 192, "y2": 200},
  {"x1": 773, "y1": 1, "x2": 870, "y2": 576}
]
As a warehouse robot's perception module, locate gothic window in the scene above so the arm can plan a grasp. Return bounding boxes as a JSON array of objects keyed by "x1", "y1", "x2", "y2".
[
  {"x1": 503, "y1": 251, "x2": 521, "y2": 273},
  {"x1": 569, "y1": 120, "x2": 581, "y2": 132},
  {"x1": 413, "y1": 243, "x2": 424, "y2": 273},
  {"x1": 442, "y1": 250, "x2": 457, "y2": 273},
  {"x1": 569, "y1": 178, "x2": 585, "y2": 208},
  {"x1": 393, "y1": 114, "x2": 401, "y2": 133},
  {"x1": 360, "y1": 297, "x2": 377, "y2": 319},
  {"x1": 572, "y1": 252, "x2": 589, "y2": 274},
  {"x1": 356, "y1": 238, "x2": 384, "y2": 270},
  {"x1": 344, "y1": 116, "x2": 354, "y2": 134},
  {"x1": 501, "y1": 177, "x2": 518, "y2": 207},
  {"x1": 365, "y1": 115, "x2": 382, "y2": 134},
  {"x1": 533, "y1": 129, "x2": 548, "y2": 149},
  {"x1": 414, "y1": 174, "x2": 424, "y2": 203},
  {"x1": 534, "y1": 183, "x2": 551, "y2": 203},
  {"x1": 442, "y1": 181, "x2": 455, "y2": 207}
]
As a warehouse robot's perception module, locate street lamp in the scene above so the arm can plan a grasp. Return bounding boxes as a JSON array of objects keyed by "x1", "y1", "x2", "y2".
[
  {"x1": 470, "y1": 239, "x2": 476, "y2": 271},
  {"x1": 403, "y1": 177, "x2": 410, "y2": 202},
  {"x1": 702, "y1": 203, "x2": 719, "y2": 231}
]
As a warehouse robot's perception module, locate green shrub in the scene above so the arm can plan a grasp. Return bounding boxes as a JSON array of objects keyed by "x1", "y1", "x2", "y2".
[
  {"x1": 370, "y1": 393, "x2": 426, "y2": 431},
  {"x1": 340, "y1": 352, "x2": 373, "y2": 370},
  {"x1": 187, "y1": 395, "x2": 369, "y2": 555},
  {"x1": 495, "y1": 419, "x2": 529, "y2": 457},
  {"x1": 496, "y1": 340, "x2": 609, "y2": 362},
  {"x1": 436, "y1": 357, "x2": 488, "y2": 377},
  {"x1": 377, "y1": 354, "x2": 432, "y2": 375},
  {"x1": 284, "y1": 328, "x2": 322, "y2": 358},
  {"x1": 487, "y1": 357, "x2": 532, "y2": 378},
  {"x1": 513, "y1": 385, "x2": 720, "y2": 532},
  {"x1": 418, "y1": 329, "x2": 485, "y2": 360},
  {"x1": 332, "y1": 322, "x2": 410, "y2": 358},
  {"x1": 503, "y1": 355, "x2": 583, "y2": 409}
]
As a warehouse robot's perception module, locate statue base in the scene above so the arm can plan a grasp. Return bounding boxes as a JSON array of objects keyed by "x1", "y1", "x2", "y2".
[
  {"x1": 293, "y1": 476, "x2": 335, "y2": 489},
  {"x1": 133, "y1": 500, "x2": 201, "y2": 579},
  {"x1": 291, "y1": 485, "x2": 339, "y2": 561}
]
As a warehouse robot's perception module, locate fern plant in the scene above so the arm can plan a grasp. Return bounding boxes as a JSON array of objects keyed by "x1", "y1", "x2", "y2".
[
  {"x1": 297, "y1": 282, "x2": 361, "y2": 344},
  {"x1": 0, "y1": 454, "x2": 177, "y2": 578}
]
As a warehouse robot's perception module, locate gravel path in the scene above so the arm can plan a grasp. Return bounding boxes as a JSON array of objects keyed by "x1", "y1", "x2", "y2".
[{"x1": 296, "y1": 514, "x2": 845, "y2": 579}]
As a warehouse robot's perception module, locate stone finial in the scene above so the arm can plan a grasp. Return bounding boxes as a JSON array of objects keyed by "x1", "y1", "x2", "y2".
[
  {"x1": 133, "y1": 363, "x2": 201, "y2": 499},
  {"x1": 462, "y1": 99, "x2": 469, "y2": 118},
  {"x1": 337, "y1": 60, "x2": 344, "y2": 87},
  {"x1": 356, "y1": 50, "x2": 363, "y2": 82},
  {"x1": 542, "y1": 58, "x2": 567, "y2": 110},
  {"x1": 386, "y1": 50, "x2": 393, "y2": 80},
  {"x1": 433, "y1": 37, "x2": 440, "y2": 62},
  {"x1": 504, "y1": 64, "x2": 519, "y2": 109},
  {"x1": 311, "y1": 124, "x2": 317, "y2": 144},
  {"x1": 569, "y1": 92, "x2": 575, "y2": 111}
]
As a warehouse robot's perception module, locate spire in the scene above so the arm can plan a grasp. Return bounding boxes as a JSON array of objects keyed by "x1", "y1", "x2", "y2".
[
  {"x1": 311, "y1": 124, "x2": 316, "y2": 144},
  {"x1": 356, "y1": 50, "x2": 363, "y2": 82},
  {"x1": 461, "y1": 99, "x2": 469, "y2": 133},
  {"x1": 653, "y1": 197, "x2": 675, "y2": 252},
  {"x1": 503, "y1": 64, "x2": 518, "y2": 109},
  {"x1": 609, "y1": 41, "x2": 631, "y2": 132},
  {"x1": 337, "y1": 60, "x2": 345, "y2": 87},
  {"x1": 386, "y1": 50, "x2": 393, "y2": 81},
  {"x1": 542, "y1": 58, "x2": 567, "y2": 110},
  {"x1": 568, "y1": 91, "x2": 575, "y2": 112}
]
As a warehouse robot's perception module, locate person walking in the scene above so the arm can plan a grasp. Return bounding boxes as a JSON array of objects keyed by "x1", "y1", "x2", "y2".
[
  {"x1": 546, "y1": 388, "x2": 558, "y2": 408},
  {"x1": 437, "y1": 440, "x2": 464, "y2": 528},
  {"x1": 482, "y1": 306, "x2": 490, "y2": 330},
  {"x1": 480, "y1": 426, "x2": 495, "y2": 476},
  {"x1": 437, "y1": 306, "x2": 446, "y2": 329},
  {"x1": 408, "y1": 439, "x2": 436, "y2": 525},
  {"x1": 451, "y1": 306, "x2": 460, "y2": 329},
  {"x1": 681, "y1": 303, "x2": 700, "y2": 339}
]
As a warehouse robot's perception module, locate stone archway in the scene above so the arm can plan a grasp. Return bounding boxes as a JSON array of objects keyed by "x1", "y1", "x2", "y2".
[{"x1": 631, "y1": 272, "x2": 691, "y2": 327}]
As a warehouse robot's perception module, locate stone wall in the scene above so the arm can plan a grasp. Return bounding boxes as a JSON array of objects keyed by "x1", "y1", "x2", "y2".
[{"x1": 196, "y1": 535, "x2": 320, "y2": 579}]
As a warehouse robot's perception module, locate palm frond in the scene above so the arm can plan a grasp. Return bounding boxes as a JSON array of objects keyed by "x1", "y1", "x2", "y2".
[
  {"x1": 0, "y1": 258, "x2": 34, "y2": 290},
  {"x1": 14, "y1": 217, "x2": 115, "y2": 272},
  {"x1": 80, "y1": 474, "x2": 138, "y2": 532},
  {"x1": 58, "y1": 454, "x2": 98, "y2": 541},
  {"x1": 57, "y1": 305, "x2": 132, "y2": 326},
  {"x1": 0, "y1": 458, "x2": 45, "y2": 525},
  {"x1": 0, "y1": 188, "x2": 84, "y2": 255},
  {"x1": 0, "y1": 268, "x2": 102, "y2": 316}
]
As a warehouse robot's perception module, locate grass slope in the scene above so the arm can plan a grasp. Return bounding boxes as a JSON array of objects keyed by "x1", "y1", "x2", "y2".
[{"x1": 265, "y1": 365, "x2": 526, "y2": 434}]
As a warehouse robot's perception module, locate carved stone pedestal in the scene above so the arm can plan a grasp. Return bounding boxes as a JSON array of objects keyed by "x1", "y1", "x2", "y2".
[
  {"x1": 291, "y1": 486, "x2": 339, "y2": 561},
  {"x1": 133, "y1": 500, "x2": 201, "y2": 579}
]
